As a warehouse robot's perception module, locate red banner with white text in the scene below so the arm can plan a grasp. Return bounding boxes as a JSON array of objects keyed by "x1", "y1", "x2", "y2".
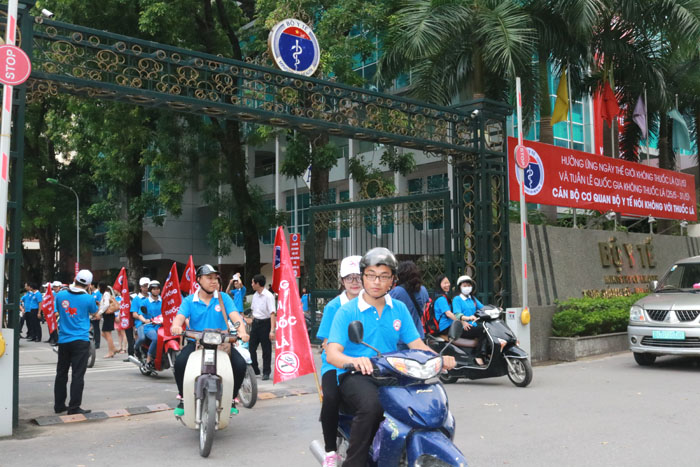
[
  {"x1": 161, "y1": 263, "x2": 182, "y2": 336},
  {"x1": 113, "y1": 268, "x2": 132, "y2": 330},
  {"x1": 271, "y1": 226, "x2": 316, "y2": 384},
  {"x1": 41, "y1": 283, "x2": 57, "y2": 334},
  {"x1": 180, "y1": 255, "x2": 198, "y2": 295},
  {"x1": 507, "y1": 137, "x2": 697, "y2": 220}
]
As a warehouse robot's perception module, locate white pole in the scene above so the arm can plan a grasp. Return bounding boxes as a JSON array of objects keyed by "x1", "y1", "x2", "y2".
[
  {"x1": 566, "y1": 67, "x2": 577, "y2": 227},
  {"x1": 275, "y1": 134, "x2": 280, "y2": 211},
  {"x1": 516, "y1": 77, "x2": 528, "y2": 313}
]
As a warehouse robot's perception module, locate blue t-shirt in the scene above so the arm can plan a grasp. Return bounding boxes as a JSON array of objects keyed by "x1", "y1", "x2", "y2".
[
  {"x1": 316, "y1": 292, "x2": 350, "y2": 376},
  {"x1": 21, "y1": 291, "x2": 40, "y2": 311},
  {"x1": 229, "y1": 286, "x2": 245, "y2": 312},
  {"x1": 92, "y1": 290, "x2": 102, "y2": 306},
  {"x1": 140, "y1": 296, "x2": 163, "y2": 333},
  {"x1": 328, "y1": 292, "x2": 420, "y2": 377},
  {"x1": 301, "y1": 294, "x2": 309, "y2": 312},
  {"x1": 132, "y1": 294, "x2": 146, "y2": 328},
  {"x1": 178, "y1": 292, "x2": 236, "y2": 332},
  {"x1": 433, "y1": 295, "x2": 453, "y2": 332},
  {"x1": 452, "y1": 294, "x2": 484, "y2": 327},
  {"x1": 55, "y1": 288, "x2": 98, "y2": 343},
  {"x1": 33, "y1": 291, "x2": 43, "y2": 309},
  {"x1": 389, "y1": 285, "x2": 429, "y2": 339}
]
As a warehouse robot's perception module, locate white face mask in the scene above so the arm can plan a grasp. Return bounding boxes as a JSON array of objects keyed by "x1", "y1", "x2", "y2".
[{"x1": 461, "y1": 286, "x2": 472, "y2": 296}]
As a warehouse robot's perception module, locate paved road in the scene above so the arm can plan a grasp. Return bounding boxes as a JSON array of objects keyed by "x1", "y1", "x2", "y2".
[{"x1": 3, "y1": 338, "x2": 700, "y2": 466}]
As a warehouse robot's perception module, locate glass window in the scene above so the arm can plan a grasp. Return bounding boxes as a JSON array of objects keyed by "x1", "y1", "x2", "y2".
[
  {"x1": 254, "y1": 151, "x2": 275, "y2": 178},
  {"x1": 260, "y1": 199, "x2": 276, "y2": 244}
]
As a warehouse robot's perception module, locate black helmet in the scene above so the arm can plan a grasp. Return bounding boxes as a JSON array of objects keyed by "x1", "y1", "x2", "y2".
[
  {"x1": 196, "y1": 264, "x2": 218, "y2": 278},
  {"x1": 360, "y1": 247, "x2": 398, "y2": 275},
  {"x1": 148, "y1": 280, "x2": 161, "y2": 290}
]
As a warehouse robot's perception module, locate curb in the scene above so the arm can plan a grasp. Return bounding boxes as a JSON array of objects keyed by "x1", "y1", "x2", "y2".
[{"x1": 33, "y1": 386, "x2": 315, "y2": 426}]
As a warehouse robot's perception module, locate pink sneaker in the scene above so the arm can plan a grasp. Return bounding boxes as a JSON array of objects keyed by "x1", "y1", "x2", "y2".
[{"x1": 323, "y1": 451, "x2": 339, "y2": 467}]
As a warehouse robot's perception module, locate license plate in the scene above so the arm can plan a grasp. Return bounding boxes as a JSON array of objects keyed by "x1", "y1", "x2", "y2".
[
  {"x1": 204, "y1": 349, "x2": 215, "y2": 364},
  {"x1": 652, "y1": 330, "x2": 685, "y2": 340}
]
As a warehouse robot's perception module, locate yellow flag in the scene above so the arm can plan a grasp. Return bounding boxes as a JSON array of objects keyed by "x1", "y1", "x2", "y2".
[{"x1": 551, "y1": 68, "x2": 569, "y2": 125}]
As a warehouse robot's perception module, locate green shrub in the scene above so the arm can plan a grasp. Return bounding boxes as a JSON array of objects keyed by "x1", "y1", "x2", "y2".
[{"x1": 551, "y1": 294, "x2": 647, "y2": 337}]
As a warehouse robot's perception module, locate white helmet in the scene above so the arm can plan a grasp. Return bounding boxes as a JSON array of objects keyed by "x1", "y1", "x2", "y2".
[
  {"x1": 456, "y1": 275, "x2": 475, "y2": 287},
  {"x1": 139, "y1": 277, "x2": 151, "y2": 287},
  {"x1": 339, "y1": 256, "x2": 362, "y2": 278}
]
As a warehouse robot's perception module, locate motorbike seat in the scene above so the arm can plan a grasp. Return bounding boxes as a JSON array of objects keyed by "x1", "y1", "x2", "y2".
[{"x1": 440, "y1": 335, "x2": 479, "y2": 348}]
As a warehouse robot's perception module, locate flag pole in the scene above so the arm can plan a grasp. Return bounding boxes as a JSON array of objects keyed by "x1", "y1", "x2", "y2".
[
  {"x1": 566, "y1": 66, "x2": 577, "y2": 227},
  {"x1": 644, "y1": 84, "x2": 650, "y2": 164},
  {"x1": 516, "y1": 77, "x2": 528, "y2": 320}
]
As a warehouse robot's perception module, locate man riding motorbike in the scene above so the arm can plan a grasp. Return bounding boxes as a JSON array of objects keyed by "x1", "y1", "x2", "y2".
[
  {"x1": 326, "y1": 248, "x2": 456, "y2": 467},
  {"x1": 140, "y1": 280, "x2": 163, "y2": 371},
  {"x1": 170, "y1": 264, "x2": 249, "y2": 416}
]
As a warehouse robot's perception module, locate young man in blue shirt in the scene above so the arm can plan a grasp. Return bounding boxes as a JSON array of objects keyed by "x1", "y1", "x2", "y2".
[
  {"x1": 327, "y1": 248, "x2": 456, "y2": 467},
  {"x1": 225, "y1": 272, "x2": 246, "y2": 312},
  {"x1": 53, "y1": 270, "x2": 99, "y2": 415},
  {"x1": 170, "y1": 264, "x2": 249, "y2": 416}
]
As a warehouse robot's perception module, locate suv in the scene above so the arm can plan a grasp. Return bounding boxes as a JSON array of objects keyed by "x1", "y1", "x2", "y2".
[{"x1": 628, "y1": 256, "x2": 700, "y2": 366}]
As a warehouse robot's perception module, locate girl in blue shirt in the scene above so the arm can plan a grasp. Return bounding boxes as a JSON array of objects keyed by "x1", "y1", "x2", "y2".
[
  {"x1": 140, "y1": 281, "x2": 163, "y2": 369},
  {"x1": 432, "y1": 275, "x2": 455, "y2": 333},
  {"x1": 452, "y1": 275, "x2": 486, "y2": 365}
]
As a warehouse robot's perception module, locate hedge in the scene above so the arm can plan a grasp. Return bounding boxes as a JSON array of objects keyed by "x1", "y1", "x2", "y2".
[{"x1": 551, "y1": 294, "x2": 647, "y2": 337}]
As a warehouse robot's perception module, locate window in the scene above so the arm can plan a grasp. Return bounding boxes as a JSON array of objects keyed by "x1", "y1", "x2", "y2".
[
  {"x1": 260, "y1": 199, "x2": 276, "y2": 244},
  {"x1": 254, "y1": 150, "x2": 275, "y2": 178},
  {"x1": 286, "y1": 192, "x2": 311, "y2": 240}
]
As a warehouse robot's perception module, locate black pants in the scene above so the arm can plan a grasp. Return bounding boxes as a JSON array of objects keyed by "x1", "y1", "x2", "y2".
[
  {"x1": 27, "y1": 309, "x2": 41, "y2": 340},
  {"x1": 48, "y1": 330, "x2": 58, "y2": 344},
  {"x1": 54, "y1": 339, "x2": 90, "y2": 412},
  {"x1": 124, "y1": 327, "x2": 135, "y2": 355},
  {"x1": 174, "y1": 340, "x2": 247, "y2": 401},
  {"x1": 339, "y1": 373, "x2": 386, "y2": 467},
  {"x1": 461, "y1": 325, "x2": 487, "y2": 355},
  {"x1": 320, "y1": 370, "x2": 341, "y2": 452},
  {"x1": 91, "y1": 319, "x2": 101, "y2": 349},
  {"x1": 249, "y1": 318, "x2": 271, "y2": 376}
]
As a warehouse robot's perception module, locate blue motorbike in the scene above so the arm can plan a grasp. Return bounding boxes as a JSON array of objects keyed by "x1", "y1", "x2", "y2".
[{"x1": 311, "y1": 320, "x2": 467, "y2": 466}]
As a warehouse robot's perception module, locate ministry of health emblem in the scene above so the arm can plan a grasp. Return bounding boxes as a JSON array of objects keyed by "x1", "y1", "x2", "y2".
[{"x1": 268, "y1": 19, "x2": 321, "y2": 77}]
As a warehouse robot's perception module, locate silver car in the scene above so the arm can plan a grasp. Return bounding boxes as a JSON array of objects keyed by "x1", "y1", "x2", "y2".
[{"x1": 628, "y1": 256, "x2": 700, "y2": 366}]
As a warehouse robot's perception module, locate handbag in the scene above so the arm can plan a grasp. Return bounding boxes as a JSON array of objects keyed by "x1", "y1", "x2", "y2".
[{"x1": 105, "y1": 294, "x2": 119, "y2": 315}]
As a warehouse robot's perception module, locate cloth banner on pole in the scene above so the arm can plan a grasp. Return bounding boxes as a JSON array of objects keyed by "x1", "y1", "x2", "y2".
[
  {"x1": 633, "y1": 95, "x2": 648, "y2": 140},
  {"x1": 41, "y1": 283, "x2": 57, "y2": 334},
  {"x1": 271, "y1": 226, "x2": 316, "y2": 384},
  {"x1": 113, "y1": 268, "x2": 132, "y2": 330},
  {"x1": 669, "y1": 109, "x2": 691, "y2": 151},
  {"x1": 551, "y1": 68, "x2": 569, "y2": 125},
  {"x1": 180, "y1": 255, "x2": 198, "y2": 295},
  {"x1": 161, "y1": 262, "x2": 182, "y2": 336}
]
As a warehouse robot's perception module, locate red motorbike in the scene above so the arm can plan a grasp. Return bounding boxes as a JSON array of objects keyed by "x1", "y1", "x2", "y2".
[{"x1": 128, "y1": 315, "x2": 181, "y2": 376}]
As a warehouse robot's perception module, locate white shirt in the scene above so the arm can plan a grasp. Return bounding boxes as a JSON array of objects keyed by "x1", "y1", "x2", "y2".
[
  {"x1": 251, "y1": 288, "x2": 276, "y2": 319},
  {"x1": 98, "y1": 291, "x2": 112, "y2": 315}
]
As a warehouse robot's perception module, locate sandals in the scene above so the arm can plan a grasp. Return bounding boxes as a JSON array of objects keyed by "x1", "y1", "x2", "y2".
[
  {"x1": 118, "y1": 349, "x2": 126, "y2": 354},
  {"x1": 103, "y1": 353, "x2": 115, "y2": 359}
]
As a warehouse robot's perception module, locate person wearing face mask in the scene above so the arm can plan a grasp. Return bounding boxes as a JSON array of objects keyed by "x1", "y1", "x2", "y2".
[{"x1": 452, "y1": 275, "x2": 486, "y2": 365}]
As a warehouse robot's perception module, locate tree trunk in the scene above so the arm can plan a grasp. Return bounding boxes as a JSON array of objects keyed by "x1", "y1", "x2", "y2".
[
  {"x1": 125, "y1": 163, "x2": 145, "y2": 286},
  {"x1": 38, "y1": 228, "x2": 55, "y2": 284},
  {"x1": 602, "y1": 120, "x2": 618, "y2": 158},
  {"x1": 656, "y1": 113, "x2": 673, "y2": 233},
  {"x1": 536, "y1": 59, "x2": 557, "y2": 221}
]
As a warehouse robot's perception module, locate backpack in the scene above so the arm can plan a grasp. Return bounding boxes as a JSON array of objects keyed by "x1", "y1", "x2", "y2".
[{"x1": 422, "y1": 294, "x2": 447, "y2": 336}]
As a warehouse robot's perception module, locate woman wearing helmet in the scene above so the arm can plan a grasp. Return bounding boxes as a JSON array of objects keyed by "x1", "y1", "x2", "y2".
[
  {"x1": 315, "y1": 255, "x2": 363, "y2": 467},
  {"x1": 138, "y1": 280, "x2": 163, "y2": 371},
  {"x1": 453, "y1": 275, "x2": 486, "y2": 365}
]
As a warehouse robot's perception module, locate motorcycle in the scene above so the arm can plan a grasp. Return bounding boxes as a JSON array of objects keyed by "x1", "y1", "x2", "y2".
[
  {"x1": 127, "y1": 315, "x2": 180, "y2": 376},
  {"x1": 229, "y1": 321, "x2": 257, "y2": 409},
  {"x1": 310, "y1": 320, "x2": 467, "y2": 467},
  {"x1": 426, "y1": 305, "x2": 533, "y2": 387},
  {"x1": 176, "y1": 327, "x2": 239, "y2": 458}
]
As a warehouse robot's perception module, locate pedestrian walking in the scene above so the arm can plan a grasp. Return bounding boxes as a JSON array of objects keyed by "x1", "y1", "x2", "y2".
[
  {"x1": 249, "y1": 274, "x2": 276, "y2": 380},
  {"x1": 54, "y1": 269, "x2": 98, "y2": 415}
]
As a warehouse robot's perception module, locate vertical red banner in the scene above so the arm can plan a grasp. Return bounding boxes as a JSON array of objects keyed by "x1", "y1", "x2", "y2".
[
  {"x1": 271, "y1": 226, "x2": 316, "y2": 384},
  {"x1": 161, "y1": 262, "x2": 182, "y2": 336},
  {"x1": 41, "y1": 283, "x2": 57, "y2": 334},
  {"x1": 113, "y1": 268, "x2": 132, "y2": 330},
  {"x1": 180, "y1": 255, "x2": 198, "y2": 295}
]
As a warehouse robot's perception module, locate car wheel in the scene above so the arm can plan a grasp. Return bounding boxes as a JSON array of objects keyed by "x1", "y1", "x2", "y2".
[{"x1": 633, "y1": 352, "x2": 656, "y2": 366}]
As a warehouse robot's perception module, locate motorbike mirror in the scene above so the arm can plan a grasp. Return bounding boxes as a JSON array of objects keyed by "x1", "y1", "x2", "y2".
[
  {"x1": 447, "y1": 320, "x2": 463, "y2": 341},
  {"x1": 348, "y1": 321, "x2": 364, "y2": 344}
]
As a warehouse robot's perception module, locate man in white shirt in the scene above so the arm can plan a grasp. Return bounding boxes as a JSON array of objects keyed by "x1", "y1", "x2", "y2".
[{"x1": 249, "y1": 274, "x2": 276, "y2": 380}]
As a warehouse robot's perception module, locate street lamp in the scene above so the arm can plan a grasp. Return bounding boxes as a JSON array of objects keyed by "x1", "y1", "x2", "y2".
[{"x1": 46, "y1": 178, "x2": 79, "y2": 271}]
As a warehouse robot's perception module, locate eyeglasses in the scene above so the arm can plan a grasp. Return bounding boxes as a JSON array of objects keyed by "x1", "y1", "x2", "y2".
[
  {"x1": 343, "y1": 274, "x2": 362, "y2": 284},
  {"x1": 364, "y1": 273, "x2": 393, "y2": 283}
]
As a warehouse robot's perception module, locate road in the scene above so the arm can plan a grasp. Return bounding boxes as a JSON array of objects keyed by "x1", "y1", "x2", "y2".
[{"x1": 2, "y1": 337, "x2": 700, "y2": 466}]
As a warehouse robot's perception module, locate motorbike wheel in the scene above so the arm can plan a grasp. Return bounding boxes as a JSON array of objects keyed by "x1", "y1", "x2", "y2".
[
  {"x1": 238, "y1": 365, "x2": 258, "y2": 408},
  {"x1": 87, "y1": 341, "x2": 96, "y2": 369},
  {"x1": 199, "y1": 391, "x2": 217, "y2": 457},
  {"x1": 139, "y1": 363, "x2": 151, "y2": 376},
  {"x1": 439, "y1": 373, "x2": 458, "y2": 384},
  {"x1": 167, "y1": 349, "x2": 178, "y2": 374},
  {"x1": 506, "y1": 357, "x2": 533, "y2": 387}
]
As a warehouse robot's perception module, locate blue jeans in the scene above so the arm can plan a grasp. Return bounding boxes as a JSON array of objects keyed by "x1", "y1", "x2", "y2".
[{"x1": 146, "y1": 328, "x2": 159, "y2": 358}]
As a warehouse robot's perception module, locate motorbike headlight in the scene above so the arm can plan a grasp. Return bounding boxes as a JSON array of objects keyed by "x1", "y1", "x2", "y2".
[
  {"x1": 629, "y1": 305, "x2": 645, "y2": 322},
  {"x1": 202, "y1": 331, "x2": 223, "y2": 345},
  {"x1": 386, "y1": 356, "x2": 443, "y2": 380},
  {"x1": 415, "y1": 454, "x2": 465, "y2": 467}
]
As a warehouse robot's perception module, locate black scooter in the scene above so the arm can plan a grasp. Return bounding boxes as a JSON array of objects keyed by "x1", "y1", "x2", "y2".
[{"x1": 426, "y1": 305, "x2": 533, "y2": 387}]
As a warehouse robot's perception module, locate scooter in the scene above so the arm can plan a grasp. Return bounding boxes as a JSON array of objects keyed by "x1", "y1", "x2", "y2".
[
  {"x1": 426, "y1": 305, "x2": 533, "y2": 387},
  {"x1": 176, "y1": 327, "x2": 238, "y2": 458},
  {"x1": 310, "y1": 320, "x2": 467, "y2": 467},
  {"x1": 229, "y1": 321, "x2": 257, "y2": 409},
  {"x1": 127, "y1": 315, "x2": 180, "y2": 376}
]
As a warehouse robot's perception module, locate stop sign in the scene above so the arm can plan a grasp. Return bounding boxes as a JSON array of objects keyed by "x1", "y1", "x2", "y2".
[
  {"x1": 514, "y1": 144, "x2": 529, "y2": 169},
  {"x1": 0, "y1": 45, "x2": 31, "y2": 86}
]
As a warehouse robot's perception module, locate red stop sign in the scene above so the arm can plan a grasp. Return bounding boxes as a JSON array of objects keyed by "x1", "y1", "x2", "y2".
[
  {"x1": 0, "y1": 45, "x2": 31, "y2": 86},
  {"x1": 514, "y1": 144, "x2": 529, "y2": 169}
]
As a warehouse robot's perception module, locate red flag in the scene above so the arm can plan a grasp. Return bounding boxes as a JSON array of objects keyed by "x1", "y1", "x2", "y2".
[
  {"x1": 601, "y1": 81, "x2": 620, "y2": 125},
  {"x1": 113, "y1": 268, "x2": 132, "y2": 330},
  {"x1": 271, "y1": 226, "x2": 316, "y2": 384},
  {"x1": 180, "y1": 255, "x2": 198, "y2": 295},
  {"x1": 161, "y1": 262, "x2": 182, "y2": 336},
  {"x1": 41, "y1": 283, "x2": 57, "y2": 334}
]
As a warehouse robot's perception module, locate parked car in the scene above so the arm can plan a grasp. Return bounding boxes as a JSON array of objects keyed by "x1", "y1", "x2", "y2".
[{"x1": 628, "y1": 255, "x2": 700, "y2": 366}]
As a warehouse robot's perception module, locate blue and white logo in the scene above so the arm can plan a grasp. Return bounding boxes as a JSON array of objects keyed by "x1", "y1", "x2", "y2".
[
  {"x1": 515, "y1": 147, "x2": 545, "y2": 196},
  {"x1": 268, "y1": 19, "x2": 321, "y2": 77},
  {"x1": 274, "y1": 246, "x2": 282, "y2": 270}
]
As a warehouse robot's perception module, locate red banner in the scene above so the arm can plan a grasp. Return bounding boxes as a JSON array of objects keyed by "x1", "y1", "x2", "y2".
[
  {"x1": 507, "y1": 137, "x2": 697, "y2": 221},
  {"x1": 271, "y1": 226, "x2": 316, "y2": 384},
  {"x1": 161, "y1": 262, "x2": 182, "y2": 336},
  {"x1": 180, "y1": 255, "x2": 198, "y2": 295},
  {"x1": 289, "y1": 233, "x2": 301, "y2": 278},
  {"x1": 41, "y1": 283, "x2": 57, "y2": 334},
  {"x1": 113, "y1": 268, "x2": 132, "y2": 330}
]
